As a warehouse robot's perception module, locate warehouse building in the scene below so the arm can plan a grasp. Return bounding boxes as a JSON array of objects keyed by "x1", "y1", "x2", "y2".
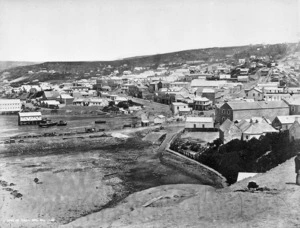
[
  {"x1": 18, "y1": 112, "x2": 42, "y2": 125},
  {"x1": 0, "y1": 99, "x2": 22, "y2": 114}
]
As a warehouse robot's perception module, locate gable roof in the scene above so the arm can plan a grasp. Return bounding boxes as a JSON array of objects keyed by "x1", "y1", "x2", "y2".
[
  {"x1": 60, "y1": 94, "x2": 74, "y2": 99},
  {"x1": 276, "y1": 115, "x2": 300, "y2": 124},
  {"x1": 224, "y1": 101, "x2": 289, "y2": 110},
  {"x1": 225, "y1": 101, "x2": 261, "y2": 110},
  {"x1": 246, "y1": 87, "x2": 263, "y2": 93},
  {"x1": 219, "y1": 119, "x2": 234, "y2": 132},
  {"x1": 44, "y1": 91, "x2": 60, "y2": 99},
  {"x1": 284, "y1": 96, "x2": 300, "y2": 105},
  {"x1": 243, "y1": 122, "x2": 277, "y2": 135},
  {"x1": 236, "y1": 119, "x2": 251, "y2": 132}
]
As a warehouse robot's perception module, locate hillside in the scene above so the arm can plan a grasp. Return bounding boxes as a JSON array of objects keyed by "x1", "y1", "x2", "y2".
[
  {"x1": 0, "y1": 61, "x2": 39, "y2": 72},
  {"x1": 1, "y1": 42, "x2": 297, "y2": 85},
  {"x1": 62, "y1": 157, "x2": 299, "y2": 228}
]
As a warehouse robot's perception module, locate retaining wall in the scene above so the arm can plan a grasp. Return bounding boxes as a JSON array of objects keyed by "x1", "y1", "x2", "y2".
[{"x1": 161, "y1": 129, "x2": 228, "y2": 188}]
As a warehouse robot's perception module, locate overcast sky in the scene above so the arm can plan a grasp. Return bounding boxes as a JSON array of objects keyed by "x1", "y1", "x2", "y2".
[{"x1": 0, "y1": 0, "x2": 299, "y2": 61}]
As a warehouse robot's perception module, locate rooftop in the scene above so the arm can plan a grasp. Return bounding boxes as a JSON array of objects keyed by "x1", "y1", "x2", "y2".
[
  {"x1": 276, "y1": 115, "x2": 300, "y2": 124},
  {"x1": 194, "y1": 97, "x2": 209, "y2": 102},
  {"x1": 219, "y1": 119, "x2": 234, "y2": 132},
  {"x1": 225, "y1": 101, "x2": 289, "y2": 110},
  {"x1": 202, "y1": 88, "x2": 215, "y2": 93},
  {"x1": 186, "y1": 117, "x2": 213, "y2": 123},
  {"x1": 0, "y1": 99, "x2": 21, "y2": 103},
  {"x1": 19, "y1": 112, "x2": 42, "y2": 117},
  {"x1": 243, "y1": 122, "x2": 278, "y2": 135},
  {"x1": 191, "y1": 80, "x2": 227, "y2": 87},
  {"x1": 172, "y1": 102, "x2": 187, "y2": 106}
]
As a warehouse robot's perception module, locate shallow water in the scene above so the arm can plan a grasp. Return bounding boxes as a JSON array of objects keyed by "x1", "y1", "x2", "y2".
[{"x1": 0, "y1": 115, "x2": 135, "y2": 139}]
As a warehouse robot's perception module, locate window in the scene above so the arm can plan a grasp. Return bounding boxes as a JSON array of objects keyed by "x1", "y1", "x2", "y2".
[
  {"x1": 227, "y1": 110, "x2": 230, "y2": 115},
  {"x1": 194, "y1": 124, "x2": 196, "y2": 128},
  {"x1": 222, "y1": 109, "x2": 225, "y2": 114},
  {"x1": 202, "y1": 124, "x2": 205, "y2": 128},
  {"x1": 253, "y1": 93, "x2": 255, "y2": 97}
]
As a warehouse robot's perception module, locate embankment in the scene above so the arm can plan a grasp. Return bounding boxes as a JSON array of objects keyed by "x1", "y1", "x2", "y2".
[{"x1": 160, "y1": 130, "x2": 227, "y2": 188}]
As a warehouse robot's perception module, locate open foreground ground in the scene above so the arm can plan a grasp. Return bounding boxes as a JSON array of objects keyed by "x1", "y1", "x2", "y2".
[
  {"x1": 0, "y1": 123, "x2": 219, "y2": 227},
  {"x1": 62, "y1": 157, "x2": 300, "y2": 228}
]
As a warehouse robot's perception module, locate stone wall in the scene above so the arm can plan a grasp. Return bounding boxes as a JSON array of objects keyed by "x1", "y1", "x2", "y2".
[{"x1": 161, "y1": 129, "x2": 228, "y2": 189}]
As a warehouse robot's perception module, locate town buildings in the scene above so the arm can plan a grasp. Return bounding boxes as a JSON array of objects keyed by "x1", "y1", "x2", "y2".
[
  {"x1": 219, "y1": 118, "x2": 277, "y2": 142},
  {"x1": 0, "y1": 99, "x2": 22, "y2": 114}
]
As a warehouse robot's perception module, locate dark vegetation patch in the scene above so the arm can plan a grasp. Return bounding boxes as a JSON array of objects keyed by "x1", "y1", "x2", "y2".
[{"x1": 171, "y1": 131, "x2": 298, "y2": 184}]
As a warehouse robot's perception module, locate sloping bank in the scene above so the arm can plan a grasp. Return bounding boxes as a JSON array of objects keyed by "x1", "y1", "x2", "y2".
[{"x1": 160, "y1": 130, "x2": 227, "y2": 189}]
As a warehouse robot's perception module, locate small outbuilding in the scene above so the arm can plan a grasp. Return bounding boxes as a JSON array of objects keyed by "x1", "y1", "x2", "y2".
[
  {"x1": 154, "y1": 115, "x2": 166, "y2": 125},
  {"x1": 185, "y1": 117, "x2": 214, "y2": 130},
  {"x1": 141, "y1": 119, "x2": 150, "y2": 127}
]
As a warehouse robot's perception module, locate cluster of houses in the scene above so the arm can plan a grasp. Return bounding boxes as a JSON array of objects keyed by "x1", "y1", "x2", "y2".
[{"x1": 216, "y1": 97, "x2": 300, "y2": 143}]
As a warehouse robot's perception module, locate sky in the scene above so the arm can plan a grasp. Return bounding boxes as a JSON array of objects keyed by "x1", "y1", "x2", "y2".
[{"x1": 0, "y1": 0, "x2": 299, "y2": 61}]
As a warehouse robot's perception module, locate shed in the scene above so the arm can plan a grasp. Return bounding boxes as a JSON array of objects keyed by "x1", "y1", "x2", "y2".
[
  {"x1": 141, "y1": 120, "x2": 150, "y2": 127},
  {"x1": 154, "y1": 115, "x2": 166, "y2": 125}
]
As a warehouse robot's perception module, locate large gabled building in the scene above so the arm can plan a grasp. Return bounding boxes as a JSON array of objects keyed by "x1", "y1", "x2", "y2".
[{"x1": 217, "y1": 101, "x2": 289, "y2": 124}]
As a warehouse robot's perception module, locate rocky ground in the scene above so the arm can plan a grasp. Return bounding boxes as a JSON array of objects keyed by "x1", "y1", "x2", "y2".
[{"x1": 62, "y1": 157, "x2": 300, "y2": 228}]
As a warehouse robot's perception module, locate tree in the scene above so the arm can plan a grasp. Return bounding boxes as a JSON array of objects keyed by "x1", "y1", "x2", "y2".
[
  {"x1": 109, "y1": 101, "x2": 115, "y2": 107},
  {"x1": 117, "y1": 101, "x2": 129, "y2": 109}
]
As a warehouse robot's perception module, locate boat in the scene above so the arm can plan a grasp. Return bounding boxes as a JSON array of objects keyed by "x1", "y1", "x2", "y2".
[
  {"x1": 39, "y1": 119, "x2": 57, "y2": 128},
  {"x1": 57, "y1": 120, "x2": 67, "y2": 126},
  {"x1": 95, "y1": 120, "x2": 106, "y2": 124}
]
